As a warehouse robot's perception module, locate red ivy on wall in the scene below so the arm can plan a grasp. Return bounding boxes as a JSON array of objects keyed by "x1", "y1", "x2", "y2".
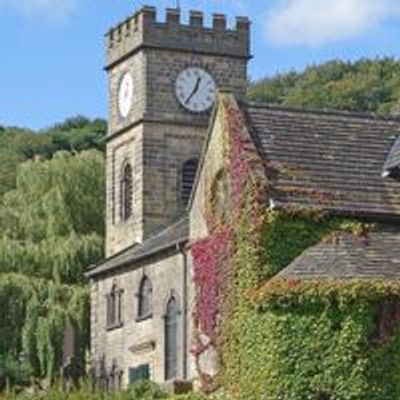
[
  {"x1": 191, "y1": 227, "x2": 233, "y2": 339},
  {"x1": 190, "y1": 96, "x2": 267, "y2": 390}
]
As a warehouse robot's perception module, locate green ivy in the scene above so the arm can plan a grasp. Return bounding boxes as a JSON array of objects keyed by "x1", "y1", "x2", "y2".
[
  {"x1": 221, "y1": 207, "x2": 400, "y2": 400},
  {"x1": 260, "y1": 211, "x2": 350, "y2": 278}
]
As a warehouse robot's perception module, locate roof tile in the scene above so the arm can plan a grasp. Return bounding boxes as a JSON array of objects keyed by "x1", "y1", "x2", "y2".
[
  {"x1": 243, "y1": 102, "x2": 400, "y2": 218},
  {"x1": 276, "y1": 225, "x2": 400, "y2": 280}
]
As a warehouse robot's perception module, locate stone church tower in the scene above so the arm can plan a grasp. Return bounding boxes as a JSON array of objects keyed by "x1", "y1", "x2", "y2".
[
  {"x1": 105, "y1": 6, "x2": 250, "y2": 257},
  {"x1": 87, "y1": 6, "x2": 250, "y2": 389}
]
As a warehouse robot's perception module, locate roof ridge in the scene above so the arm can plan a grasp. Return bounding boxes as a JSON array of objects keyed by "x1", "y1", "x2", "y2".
[{"x1": 242, "y1": 100, "x2": 400, "y2": 123}]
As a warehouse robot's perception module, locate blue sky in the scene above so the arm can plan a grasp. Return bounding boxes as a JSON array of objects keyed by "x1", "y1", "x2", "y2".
[{"x1": 1, "y1": 0, "x2": 400, "y2": 130}]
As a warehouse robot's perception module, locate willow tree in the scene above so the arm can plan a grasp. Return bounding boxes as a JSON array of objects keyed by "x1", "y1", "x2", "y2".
[
  {"x1": 0, "y1": 150, "x2": 104, "y2": 384},
  {"x1": 0, "y1": 150, "x2": 104, "y2": 283}
]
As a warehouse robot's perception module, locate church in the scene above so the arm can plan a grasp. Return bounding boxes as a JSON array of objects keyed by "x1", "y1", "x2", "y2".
[{"x1": 86, "y1": 5, "x2": 400, "y2": 392}]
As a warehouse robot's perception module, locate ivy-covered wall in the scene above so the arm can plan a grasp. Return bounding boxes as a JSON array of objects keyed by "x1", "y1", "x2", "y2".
[
  {"x1": 220, "y1": 208, "x2": 394, "y2": 400},
  {"x1": 230, "y1": 279, "x2": 400, "y2": 400},
  {"x1": 189, "y1": 94, "x2": 400, "y2": 399}
]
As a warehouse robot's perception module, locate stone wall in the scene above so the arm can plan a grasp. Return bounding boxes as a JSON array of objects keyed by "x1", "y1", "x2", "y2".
[
  {"x1": 105, "y1": 124, "x2": 143, "y2": 257},
  {"x1": 90, "y1": 249, "x2": 192, "y2": 387},
  {"x1": 105, "y1": 7, "x2": 251, "y2": 70},
  {"x1": 105, "y1": 6, "x2": 249, "y2": 255},
  {"x1": 145, "y1": 49, "x2": 247, "y2": 125},
  {"x1": 141, "y1": 122, "x2": 205, "y2": 240},
  {"x1": 107, "y1": 52, "x2": 146, "y2": 137},
  {"x1": 189, "y1": 97, "x2": 227, "y2": 242},
  {"x1": 97, "y1": 5, "x2": 251, "y2": 389}
]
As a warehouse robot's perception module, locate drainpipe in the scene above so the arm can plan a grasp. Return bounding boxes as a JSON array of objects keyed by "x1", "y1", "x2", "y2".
[{"x1": 178, "y1": 242, "x2": 188, "y2": 380}]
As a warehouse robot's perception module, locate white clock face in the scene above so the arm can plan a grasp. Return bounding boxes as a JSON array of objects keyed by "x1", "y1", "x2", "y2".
[
  {"x1": 118, "y1": 72, "x2": 134, "y2": 118},
  {"x1": 175, "y1": 67, "x2": 216, "y2": 113}
]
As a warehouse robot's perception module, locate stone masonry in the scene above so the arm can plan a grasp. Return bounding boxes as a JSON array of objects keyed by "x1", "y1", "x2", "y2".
[
  {"x1": 89, "y1": 5, "x2": 250, "y2": 389},
  {"x1": 105, "y1": 6, "x2": 250, "y2": 256}
]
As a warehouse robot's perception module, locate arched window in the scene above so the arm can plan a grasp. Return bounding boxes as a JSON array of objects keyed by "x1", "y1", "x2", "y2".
[
  {"x1": 164, "y1": 295, "x2": 179, "y2": 381},
  {"x1": 137, "y1": 276, "x2": 153, "y2": 320},
  {"x1": 120, "y1": 163, "x2": 133, "y2": 221},
  {"x1": 106, "y1": 282, "x2": 123, "y2": 330},
  {"x1": 181, "y1": 158, "x2": 198, "y2": 207}
]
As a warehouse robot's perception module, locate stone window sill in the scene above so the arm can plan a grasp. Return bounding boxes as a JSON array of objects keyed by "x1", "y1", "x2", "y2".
[
  {"x1": 106, "y1": 322, "x2": 124, "y2": 332},
  {"x1": 136, "y1": 313, "x2": 152, "y2": 323}
]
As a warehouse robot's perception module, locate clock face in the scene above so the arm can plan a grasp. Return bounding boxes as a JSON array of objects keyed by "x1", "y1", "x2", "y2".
[
  {"x1": 175, "y1": 67, "x2": 216, "y2": 113},
  {"x1": 118, "y1": 72, "x2": 134, "y2": 118}
]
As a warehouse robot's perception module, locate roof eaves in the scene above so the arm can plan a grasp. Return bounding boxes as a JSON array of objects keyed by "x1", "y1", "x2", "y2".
[
  {"x1": 85, "y1": 235, "x2": 188, "y2": 279},
  {"x1": 85, "y1": 217, "x2": 189, "y2": 279}
]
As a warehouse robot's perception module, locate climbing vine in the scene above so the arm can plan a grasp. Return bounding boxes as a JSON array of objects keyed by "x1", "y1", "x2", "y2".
[
  {"x1": 189, "y1": 95, "x2": 399, "y2": 399},
  {"x1": 190, "y1": 97, "x2": 268, "y2": 390}
]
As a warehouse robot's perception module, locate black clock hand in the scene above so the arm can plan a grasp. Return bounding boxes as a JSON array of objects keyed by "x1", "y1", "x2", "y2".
[{"x1": 185, "y1": 77, "x2": 201, "y2": 104}]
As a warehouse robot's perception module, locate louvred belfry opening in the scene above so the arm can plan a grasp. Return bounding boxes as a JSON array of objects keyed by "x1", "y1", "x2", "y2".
[
  {"x1": 120, "y1": 163, "x2": 133, "y2": 221},
  {"x1": 181, "y1": 159, "x2": 198, "y2": 207}
]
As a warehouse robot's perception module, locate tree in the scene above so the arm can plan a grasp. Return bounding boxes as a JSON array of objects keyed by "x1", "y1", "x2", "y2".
[
  {"x1": 249, "y1": 57, "x2": 400, "y2": 115},
  {"x1": 0, "y1": 117, "x2": 106, "y2": 198},
  {"x1": 0, "y1": 150, "x2": 104, "y2": 385}
]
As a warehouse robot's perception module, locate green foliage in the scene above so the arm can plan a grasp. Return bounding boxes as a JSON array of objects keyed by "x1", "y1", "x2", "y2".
[
  {"x1": 232, "y1": 290, "x2": 400, "y2": 400},
  {"x1": 39, "y1": 116, "x2": 106, "y2": 156},
  {"x1": 0, "y1": 128, "x2": 37, "y2": 196},
  {"x1": 249, "y1": 58, "x2": 400, "y2": 115},
  {"x1": 222, "y1": 208, "x2": 400, "y2": 400},
  {"x1": 0, "y1": 116, "x2": 106, "y2": 198},
  {"x1": 128, "y1": 380, "x2": 168, "y2": 400},
  {"x1": 172, "y1": 394, "x2": 208, "y2": 400},
  {"x1": 0, "y1": 383, "x2": 212, "y2": 400},
  {"x1": 260, "y1": 211, "x2": 367, "y2": 279},
  {"x1": 127, "y1": 380, "x2": 216, "y2": 400},
  {"x1": 0, "y1": 383, "x2": 131, "y2": 400},
  {"x1": 0, "y1": 150, "x2": 104, "y2": 283},
  {"x1": 0, "y1": 274, "x2": 89, "y2": 383},
  {"x1": 0, "y1": 150, "x2": 103, "y2": 384}
]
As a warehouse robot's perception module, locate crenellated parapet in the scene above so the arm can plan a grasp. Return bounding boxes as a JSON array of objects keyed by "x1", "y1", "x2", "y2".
[{"x1": 105, "y1": 6, "x2": 251, "y2": 69}]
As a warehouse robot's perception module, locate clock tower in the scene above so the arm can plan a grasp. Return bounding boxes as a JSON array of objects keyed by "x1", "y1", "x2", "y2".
[{"x1": 105, "y1": 6, "x2": 250, "y2": 256}]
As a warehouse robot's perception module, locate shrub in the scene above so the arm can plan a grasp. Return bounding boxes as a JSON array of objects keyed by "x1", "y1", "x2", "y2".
[{"x1": 128, "y1": 380, "x2": 168, "y2": 400}]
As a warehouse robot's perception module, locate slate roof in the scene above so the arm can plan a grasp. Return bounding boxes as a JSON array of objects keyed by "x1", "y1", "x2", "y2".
[
  {"x1": 87, "y1": 100, "x2": 400, "y2": 280},
  {"x1": 85, "y1": 217, "x2": 188, "y2": 278},
  {"x1": 276, "y1": 225, "x2": 400, "y2": 280},
  {"x1": 383, "y1": 135, "x2": 400, "y2": 177},
  {"x1": 243, "y1": 102, "x2": 400, "y2": 218}
]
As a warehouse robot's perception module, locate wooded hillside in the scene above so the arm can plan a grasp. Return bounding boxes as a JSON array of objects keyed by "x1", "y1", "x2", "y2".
[
  {"x1": 0, "y1": 116, "x2": 106, "y2": 197},
  {"x1": 249, "y1": 58, "x2": 400, "y2": 115}
]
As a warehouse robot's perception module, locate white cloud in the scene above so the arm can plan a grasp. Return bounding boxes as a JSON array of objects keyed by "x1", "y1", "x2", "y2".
[
  {"x1": 0, "y1": 0, "x2": 78, "y2": 20},
  {"x1": 265, "y1": 0, "x2": 400, "y2": 47}
]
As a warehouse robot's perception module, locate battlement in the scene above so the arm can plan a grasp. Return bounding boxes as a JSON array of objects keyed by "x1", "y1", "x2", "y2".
[{"x1": 105, "y1": 6, "x2": 251, "y2": 69}]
